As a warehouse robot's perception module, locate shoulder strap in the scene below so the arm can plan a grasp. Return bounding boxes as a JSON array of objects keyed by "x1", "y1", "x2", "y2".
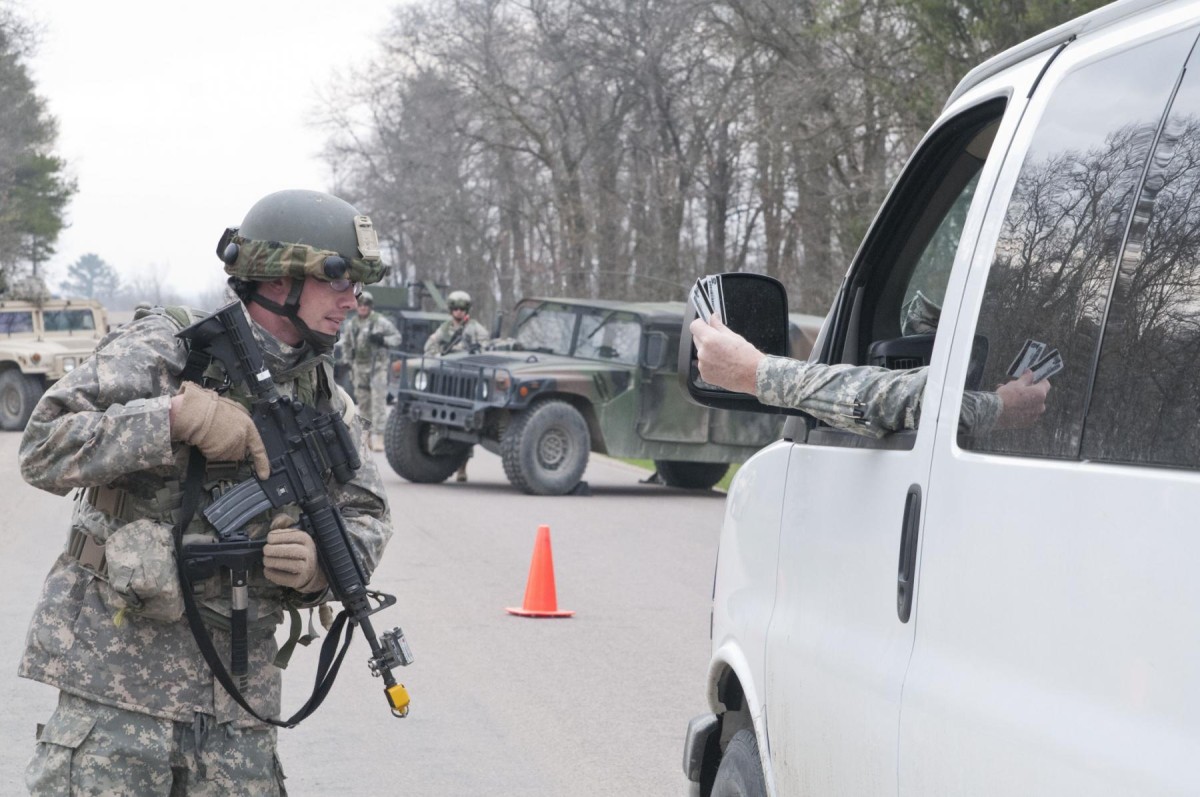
[{"x1": 133, "y1": 304, "x2": 214, "y2": 383}]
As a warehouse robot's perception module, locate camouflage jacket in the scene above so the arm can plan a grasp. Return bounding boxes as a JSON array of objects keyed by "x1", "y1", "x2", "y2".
[
  {"x1": 424, "y1": 317, "x2": 490, "y2": 356},
  {"x1": 343, "y1": 311, "x2": 401, "y2": 371},
  {"x1": 755, "y1": 355, "x2": 1003, "y2": 437},
  {"x1": 17, "y1": 305, "x2": 393, "y2": 729}
]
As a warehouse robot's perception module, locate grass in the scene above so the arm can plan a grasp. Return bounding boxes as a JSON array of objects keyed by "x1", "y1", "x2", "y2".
[{"x1": 620, "y1": 458, "x2": 740, "y2": 492}]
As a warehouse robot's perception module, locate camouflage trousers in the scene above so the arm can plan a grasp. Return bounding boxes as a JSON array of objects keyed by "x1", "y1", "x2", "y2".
[
  {"x1": 26, "y1": 692, "x2": 286, "y2": 796},
  {"x1": 352, "y1": 364, "x2": 389, "y2": 431}
]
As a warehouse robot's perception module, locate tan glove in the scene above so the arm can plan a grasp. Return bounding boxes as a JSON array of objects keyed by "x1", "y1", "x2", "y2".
[
  {"x1": 170, "y1": 382, "x2": 270, "y2": 479},
  {"x1": 263, "y1": 515, "x2": 328, "y2": 593}
]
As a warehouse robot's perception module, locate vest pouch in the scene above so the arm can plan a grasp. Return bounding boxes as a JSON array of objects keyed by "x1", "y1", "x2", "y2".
[{"x1": 100, "y1": 518, "x2": 184, "y2": 623}]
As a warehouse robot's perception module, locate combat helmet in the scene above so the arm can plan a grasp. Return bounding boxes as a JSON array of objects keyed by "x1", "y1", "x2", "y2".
[
  {"x1": 217, "y1": 189, "x2": 389, "y2": 350},
  {"x1": 448, "y1": 290, "x2": 472, "y2": 311},
  {"x1": 359, "y1": 290, "x2": 374, "y2": 307}
]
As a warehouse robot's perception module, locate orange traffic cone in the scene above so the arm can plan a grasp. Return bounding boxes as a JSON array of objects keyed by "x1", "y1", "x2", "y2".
[{"x1": 506, "y1": 524, "x2": 574, "y2": 617}]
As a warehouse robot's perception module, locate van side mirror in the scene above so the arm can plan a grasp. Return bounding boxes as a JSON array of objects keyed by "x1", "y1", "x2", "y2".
[
  {"x1": 642, "y1": 331, "x2": 669, "y2": 369},
  {"x1": 679, "y1": 273, "x2": 793, "y2": 412}
]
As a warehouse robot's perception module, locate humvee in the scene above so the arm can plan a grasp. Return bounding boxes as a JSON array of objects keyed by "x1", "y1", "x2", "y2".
[
  {"x1": 383, "y1": 296, "x2": 819, "y2": 495},
  {"x1": 0, "y1": 296, "x2": 109, "y2": 430}
]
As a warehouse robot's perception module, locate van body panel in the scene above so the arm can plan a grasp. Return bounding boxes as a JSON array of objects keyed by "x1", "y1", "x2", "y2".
[
  {"x1": 901, "y1": 10, "x2": 1200, "y2": 795},
  {"x1": 759, "y1": 45, "x2": 1056, "y2": 797},
  {"x1": 690, "y1": 2, "x2": 1200, "y2": 794},
  {"x1": 710, "y1": 440, "x2": 793, "y2": 719}
]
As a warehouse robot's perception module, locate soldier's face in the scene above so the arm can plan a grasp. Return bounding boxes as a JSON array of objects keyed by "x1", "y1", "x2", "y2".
[
  {"x1": 298, "y1": 277, "x2": 359, "y2": 337},
  {"x1": 357, "y1": 303, "x2": 371, "y2": 319},
  {"x1": 451, "y1": 307, "x2": 468, "y2": 321}
]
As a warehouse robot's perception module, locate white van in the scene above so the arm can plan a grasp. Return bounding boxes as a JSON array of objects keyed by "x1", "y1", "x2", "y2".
[{"x1": 680, "y1": 1, "x2": 1200, "y2": 794}]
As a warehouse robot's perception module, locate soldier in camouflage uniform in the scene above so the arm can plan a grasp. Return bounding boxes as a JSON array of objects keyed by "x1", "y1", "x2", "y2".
[
  {"x1": 18, "y1": 189, "x2": 394, "y2": 795},
  {"x1": 690, "y1": 311, "x2": 1051, "y2": 435},
  {"x1": 423, "y1": 290, "x2": 490, "y2": 481},
  {"x1": 342, "y1": 290, "x2": 402, "y2": 451},
  {"x1": 423, "y1": 290, "x2": 490, "y2": 356}
]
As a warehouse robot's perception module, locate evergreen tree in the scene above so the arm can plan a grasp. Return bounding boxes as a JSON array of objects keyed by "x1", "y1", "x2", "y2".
[
  {"x1": 60, "y1": 252, "x2": 121, "y2": 301},
  {"x1": 0, "y1": 7, "x2": 75, "y2": 286}
]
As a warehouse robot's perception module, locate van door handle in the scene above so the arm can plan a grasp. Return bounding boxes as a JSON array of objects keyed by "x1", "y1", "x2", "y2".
[{"x1": 896, "y1": 484, "x2": 922, "y2": 623}]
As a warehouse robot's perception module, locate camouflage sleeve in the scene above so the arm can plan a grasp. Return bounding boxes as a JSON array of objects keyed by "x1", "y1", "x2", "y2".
[
  {"x1": 18, "y1": 316, "x2": 185, "y2": 495},
  {"x1": 423, "y1": 321, "x2": 449, "y2": 356},
  {"x1": 472, "y1": 319, "x2": 491, "y2": 345},
  {"x1": 341, "y1": 320, "x2": 357, "y2": 360},
  {"x1": 958, "y1": 391, "x2": 1003, "y2": 436},
  {"x1": 755, "y1": 355, "x2": 928, "y2": 438},
  {"x1": 329, "y1": 414, "x2": 393, "y2": 575},
  {"x1": 377, "y1": 315, "x2": 402, "y2": 349}
]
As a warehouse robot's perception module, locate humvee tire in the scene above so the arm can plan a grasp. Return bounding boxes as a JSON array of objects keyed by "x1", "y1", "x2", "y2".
[
  {"x1": 501, "y1": 399, "x2": 590, "y2": 495},
  {"x1": 654, "y1": 460, "x2": 729, "y2": 490},
  {"x1": 384, "y1": 407, "x2": 471, "y2": 483},
  {"x1": 0, "y1": 369, "x2": 43, "y2": 431}
]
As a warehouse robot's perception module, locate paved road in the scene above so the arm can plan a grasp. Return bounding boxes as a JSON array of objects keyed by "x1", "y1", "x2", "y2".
[{"x1": 0, "y1": 431, "x2": 727, "y2": 795}]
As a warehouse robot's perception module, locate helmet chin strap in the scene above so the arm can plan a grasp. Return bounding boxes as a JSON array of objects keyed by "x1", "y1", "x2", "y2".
[{"x1": 248, "y1": 280, "x2": 337, "y2": 352}]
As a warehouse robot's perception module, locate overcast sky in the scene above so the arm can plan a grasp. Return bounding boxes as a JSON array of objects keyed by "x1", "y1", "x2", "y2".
[{"x1": 22, "y1": 0, "x2": 397, "y2": 301}]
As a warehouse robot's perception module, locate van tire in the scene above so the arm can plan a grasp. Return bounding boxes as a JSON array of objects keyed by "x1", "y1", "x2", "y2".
[
  {"x1": 384, "y1": 408, "x2": 471, "y2": 483},
  {"x1": 501, "y1": 399, "x2": 590, "y2": 495},
  {"x1": 654, "y1": 460, "x2": 729, "y2": 490},
  {"x1": 0, "y1": 370, "x2": 43, "y2": 431},
  {"x1": 711, "y1": 729, "x2": 767, "y2": 797}
]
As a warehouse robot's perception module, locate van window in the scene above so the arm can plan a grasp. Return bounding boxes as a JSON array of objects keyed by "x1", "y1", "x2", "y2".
[
  {"x1": 1083, "y1": 37, "x2": 1200, "y2": 469},
  {"x1": 807, "y1": 100, "x2": 1004, "y2": 449},
  {"x1": 959, "y1": 29, "x2": 1198, "y2": 457}
]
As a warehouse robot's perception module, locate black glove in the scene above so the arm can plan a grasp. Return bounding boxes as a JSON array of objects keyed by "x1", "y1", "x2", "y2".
[{"x1": 368, "y1": 332, "x2": 386, "y2": 346}]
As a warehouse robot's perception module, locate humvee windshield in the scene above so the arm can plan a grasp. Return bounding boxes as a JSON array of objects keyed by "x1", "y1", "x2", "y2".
[
  {"x1": 0, "y1": 311, "x2": 34, "y2": 334},
  {"x1": 42, "y1": 308, "x2": 97, "y2": 332},
  {"x1": 513, "y1": 302, "x2": 642, "y2": 363}
]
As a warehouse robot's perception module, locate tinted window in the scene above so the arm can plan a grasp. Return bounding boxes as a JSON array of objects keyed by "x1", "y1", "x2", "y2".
[
  {"x1": 960, "y1": 30, "x2": 1197, "y2": 456},
  {"x1": 42, "y1": 309, "x2": 96, "y2": 332},
  {"x1": 1083, "y1": 36, "x2": 1200, "y2": 469},
  {"x1": 513, "y1": 302, "x2": 578, "y2": 355},
  {"x1": 0, "y1": 311, "x2": 34, "y2": 334},
  {"x1": 576, "y1": 310, "x2": 641, "y2": 364}
]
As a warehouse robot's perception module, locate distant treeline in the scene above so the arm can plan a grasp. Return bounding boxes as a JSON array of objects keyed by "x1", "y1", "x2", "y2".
[{"x1": 322, "y1": 0, "x2": 1106, "y2": 323}]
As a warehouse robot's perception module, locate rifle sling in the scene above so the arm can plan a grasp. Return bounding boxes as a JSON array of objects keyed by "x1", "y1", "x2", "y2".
[
  {"x1": 441, "y1": 324, "x2": 464, "y2": 355},
  {"x1": 175, "y1": 446, "x2": 353, "y2": 729}
]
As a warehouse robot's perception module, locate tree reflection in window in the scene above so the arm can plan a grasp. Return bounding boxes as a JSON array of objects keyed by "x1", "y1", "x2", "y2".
[
  {"x1": 1085, "y1": 58, "x2": 1200, "y2": 469},
  {"x1": 961, "y1": 30, "x2": 1196, "y2": 457}
]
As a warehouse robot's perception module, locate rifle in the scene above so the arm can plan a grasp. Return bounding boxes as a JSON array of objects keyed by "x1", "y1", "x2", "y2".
[
  {"x1": 439, "y1": 323, "x2": 465, "y2": 355},
  {"x1": 177, "y1": 301, "x2": 412, "y2": 721}
]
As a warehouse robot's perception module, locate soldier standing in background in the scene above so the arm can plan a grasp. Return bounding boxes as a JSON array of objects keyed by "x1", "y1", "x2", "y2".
[
  {"x1": 423, "y1": 289, "x2": 490, "y2": 481},
  {"x1": 424, "y1": 290, "x2": 490, "y2": 357},
  {"x1": 17, "y1": 189, "x2": 394, "y2": 795},
  {"x1": 343, "y1": 290, "x2": 402, "y2": 451}
]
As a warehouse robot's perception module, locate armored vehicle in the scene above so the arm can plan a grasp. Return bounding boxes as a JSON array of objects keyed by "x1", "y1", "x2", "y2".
[
  {"x1": 384, "y1": 296, "x2": 818, "y2": 495},
  {"x1": 0, "y1": 296, "x2": 108, "y2": 430}
]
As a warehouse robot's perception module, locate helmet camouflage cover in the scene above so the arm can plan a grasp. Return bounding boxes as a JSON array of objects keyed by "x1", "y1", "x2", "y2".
[
  {"x1": 220, "y1": 189, "x2": 389, "y2": 285},
  {"x1": 448, "y1": 290, "x2": 471, "y2": 310}
]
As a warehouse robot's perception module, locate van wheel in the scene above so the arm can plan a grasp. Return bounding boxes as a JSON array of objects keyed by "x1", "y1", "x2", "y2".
[
  {"x1": 384, "y1": 407, "x2": 471, "y2": 483},
  {"x1": 0, "y1": 370, "x2": 43, "y2": 431},
  {"x1": 711, "y1": 729, "x2": 767, "y2": 797},
  {"x1": 654, "y1": 460, "x2": 729, "y2": 490},
  {"x1": 501, "y1": 399, "x2": 590, "y2": 495}
]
